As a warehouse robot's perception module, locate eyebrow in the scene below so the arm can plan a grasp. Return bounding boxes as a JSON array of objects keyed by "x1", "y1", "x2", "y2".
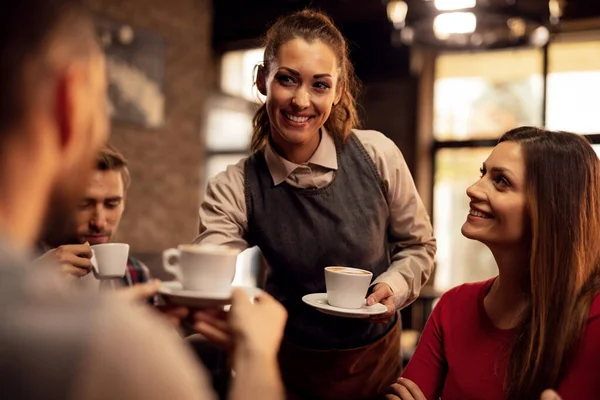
[
  {"x1": 81, "y1": 196, "x2": 123, "y2": 203},
  {"x1": 278, "y1": 67, "x2": 333, "y2": 79},
  {"x1": 484, "y1": 164, "x2": 516, "y2": 179}
]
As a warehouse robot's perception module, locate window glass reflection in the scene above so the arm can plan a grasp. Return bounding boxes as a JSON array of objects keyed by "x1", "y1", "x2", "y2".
[{"x1": 434, "y1": 147, "x2": 498, "y2": 291}]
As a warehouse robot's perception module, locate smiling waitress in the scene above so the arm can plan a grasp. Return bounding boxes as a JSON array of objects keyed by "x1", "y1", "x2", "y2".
[{"x1": 194, "y1": 10, "x2": 436, "y2": 400}]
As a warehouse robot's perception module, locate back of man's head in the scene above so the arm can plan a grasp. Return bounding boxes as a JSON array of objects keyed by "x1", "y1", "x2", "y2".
[
  {"x1": 0, "y1": 0, "x2": 110, "y2": 250},
  {"x1": 0, "y1": 0, "x2": 98, "y2": 134}
]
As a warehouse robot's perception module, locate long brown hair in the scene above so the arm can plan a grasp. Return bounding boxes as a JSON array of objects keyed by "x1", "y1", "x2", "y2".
[
  {"x1": 500, "y1": 127, "x2": 600, "y2": 399},
  {"x1": 251, "y1": 9, "x2": 361, "y2": 152}
]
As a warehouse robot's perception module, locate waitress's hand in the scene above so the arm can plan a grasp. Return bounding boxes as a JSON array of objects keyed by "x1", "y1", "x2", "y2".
[
  {"x1": 384, "y1": 378, "x2": 426, "y2": 400},
  {"x1": 367, "y1": 283, "x2": 396, "y2": 323},
  {"x1": 194, "y1": 290, "x2": 287, "y2": 358}
]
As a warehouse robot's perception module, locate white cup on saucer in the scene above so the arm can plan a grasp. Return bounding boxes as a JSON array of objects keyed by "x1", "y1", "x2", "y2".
[
  {"x1": 91, "y1": 243, "x2": 130, "y2": 279},
  {"x1": 162, "y1": 244, "x2": 239, "y2": 294},
  {"x1": 324, "y1": 266, "x2": 373, "y2": 309}
]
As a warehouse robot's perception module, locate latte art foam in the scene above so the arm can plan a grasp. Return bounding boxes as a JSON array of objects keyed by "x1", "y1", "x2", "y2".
[{"x1": 326, "y1": 267, "x2": 370, "y2": 275}]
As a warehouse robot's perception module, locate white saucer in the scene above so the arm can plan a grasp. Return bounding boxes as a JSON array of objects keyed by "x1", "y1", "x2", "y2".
[
  {"x1": 159, "y1": 281, "x2": 263, "y2": 308},
  {"x1": 302, "y1": 293, "x2": 387, "y2": 319}
]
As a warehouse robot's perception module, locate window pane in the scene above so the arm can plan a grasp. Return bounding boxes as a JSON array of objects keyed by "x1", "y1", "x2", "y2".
[
  {"x1": 220, "y1": 48, "x2": 265, "y2": 103},
  {"x1": 205, "y1": 154, "x2": 247, "y2": 182},
  {"x1": 206, "y1": 108, "x2": 252, "y2": 152},
  {"x1": 547, "y1": 35, "x2": 600, "y2": 134},
  {"x1": 434, "y1": 147, "x2": 497, "y2": 291},
  {"x1": 434, "y1": 49, "x2": 543, "y2": 140}
]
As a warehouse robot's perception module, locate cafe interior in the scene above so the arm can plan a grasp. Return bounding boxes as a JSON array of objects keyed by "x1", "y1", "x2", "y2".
[{"x1": 88, "y1": 0, "x2": 600, "y2": 396}]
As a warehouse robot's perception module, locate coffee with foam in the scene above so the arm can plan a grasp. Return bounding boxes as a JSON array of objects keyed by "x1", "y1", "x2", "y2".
[
  {"x1": 324, "y1": 266, "x2": 373, "y2": 309},
  {"x1": 326, "y1": 267, "x2": 370, "y2": 275}
]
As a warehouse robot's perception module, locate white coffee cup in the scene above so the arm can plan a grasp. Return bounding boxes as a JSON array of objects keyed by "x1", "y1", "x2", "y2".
[
  {"x1": 162, "y1": 244, "x2": 239, "y2": 293},
  {"x1": 325, "y1": 266, "x2": 373, "y2": 309},
  {"x1": 91, "y1": 243, "x2": 130, "y2": 279}
]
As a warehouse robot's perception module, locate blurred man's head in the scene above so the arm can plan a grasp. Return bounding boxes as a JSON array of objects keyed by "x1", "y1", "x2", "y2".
[
  {"x1": 76, "y1": 145, "x2": 130, "y2": 245},
  {"x1": 0, "y1": 0, "x2": 109, "y2": 247}
]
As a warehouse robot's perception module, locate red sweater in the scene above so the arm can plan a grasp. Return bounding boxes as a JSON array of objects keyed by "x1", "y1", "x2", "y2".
[{"x1": 403, "y1": 279, "x2": 600, "y2": 400}]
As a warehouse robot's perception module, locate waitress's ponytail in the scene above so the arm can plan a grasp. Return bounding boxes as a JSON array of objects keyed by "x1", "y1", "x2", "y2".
[{"x1": 251, "y1": 103, "x2": 270, "y2": 152}]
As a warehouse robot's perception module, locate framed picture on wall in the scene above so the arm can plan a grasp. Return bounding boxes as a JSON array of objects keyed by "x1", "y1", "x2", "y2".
[{"x1": 95, "y1": 16, "x2": 166, "y2": 128}]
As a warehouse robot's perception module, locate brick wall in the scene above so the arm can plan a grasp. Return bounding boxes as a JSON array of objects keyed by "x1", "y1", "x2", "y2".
[{"x1": 85, "y1": 0, "x2": 214, "y2": 271}]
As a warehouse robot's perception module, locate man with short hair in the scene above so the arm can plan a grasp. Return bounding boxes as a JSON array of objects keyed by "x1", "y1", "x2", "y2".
[
  {"x1": 39, "y1": 144, "x2": 153, "y2": 289},
  {"x1": 0, "y1": 1, "x2": 286, "y2": 399}
]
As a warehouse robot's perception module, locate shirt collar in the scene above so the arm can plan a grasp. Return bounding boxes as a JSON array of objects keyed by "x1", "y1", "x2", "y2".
[{"x1": 263, "y1": 128, "x2": 338, "y2": 186}]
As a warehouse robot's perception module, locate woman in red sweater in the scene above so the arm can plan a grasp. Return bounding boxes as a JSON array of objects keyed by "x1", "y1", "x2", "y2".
[{"x1": 385, "y1": 127, "x2": 600, "y2": 400}]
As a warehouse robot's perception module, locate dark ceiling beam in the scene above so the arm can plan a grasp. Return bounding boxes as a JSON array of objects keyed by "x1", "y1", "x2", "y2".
[
  {"x1": 213, "y1": 0, "x2": 600, "y2": 47},
  {"x1": 212, "y1": 0, "x2": 389, "y2": 50},
  {"x1": 212, "y1": 0, "x2": 600, "y2": 79}
]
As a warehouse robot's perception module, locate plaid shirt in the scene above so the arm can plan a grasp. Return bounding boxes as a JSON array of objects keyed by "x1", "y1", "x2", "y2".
[
  {"x1": 121, "y1": 256, "x2": 152, "y2": 286},
  {"x1": 120, "y1": 256, "x2": 158, "y2": 306}
]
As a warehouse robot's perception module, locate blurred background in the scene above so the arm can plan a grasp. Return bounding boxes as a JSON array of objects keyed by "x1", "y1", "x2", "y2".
[{"x1": 90, "y1": 0, "x2": 600, "y2": 348}]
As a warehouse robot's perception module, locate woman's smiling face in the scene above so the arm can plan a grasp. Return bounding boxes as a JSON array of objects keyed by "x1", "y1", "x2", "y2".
[
  {"x1": 461, "y1": 141, "x2": 529, "y2": 247},
  {"x1": 259, "y1": 38, "x2": 342, "y2": 156}
]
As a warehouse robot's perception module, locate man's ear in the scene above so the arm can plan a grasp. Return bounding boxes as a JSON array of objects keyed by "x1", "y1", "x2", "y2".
[
  {"x1": 256, "y1": 64, "x2": 267, "y2": 96},
  {"x1": 56, "y1": 73, "x2": 74, "y2": 149},
  {"x1": 56, "y1": 63, "x2": 88, "y2": 151}
]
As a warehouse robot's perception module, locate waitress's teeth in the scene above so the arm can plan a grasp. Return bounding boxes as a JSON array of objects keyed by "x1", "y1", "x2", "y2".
[{"x1": 284, "y1": 113, "x2": 309, "y2": 123}]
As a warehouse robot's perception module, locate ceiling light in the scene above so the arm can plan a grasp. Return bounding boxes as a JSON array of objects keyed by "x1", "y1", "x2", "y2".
[
  {"x1": 400, "y1": 26, "x2": 415, "y2": 44},
  {"x1": 387, "y1": 1, "x2": 408, "y2": 29},
  {"x1": 433, "y1": 12, "x2": 477, "y2": 39},
  {"x1": 530, "y1": 26, "x2": 550, "y2": 47},
  {"x1": 434, "y1": 0, "x2": 476, "y2": 11},
  {"x1": 548, "y1": 0, "x2": 564, "y2": 24},
  {"x1": 386, "y1": 0, "x2": 553, "y2": 50},
  {"x1": 507, "y1": 18, "x2": 526, "y2": 37}
]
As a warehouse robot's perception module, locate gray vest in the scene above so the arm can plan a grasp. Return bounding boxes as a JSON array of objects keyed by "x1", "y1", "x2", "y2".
[{"x1": 245, "y1": 132, "x2": 395, "y2": 349}]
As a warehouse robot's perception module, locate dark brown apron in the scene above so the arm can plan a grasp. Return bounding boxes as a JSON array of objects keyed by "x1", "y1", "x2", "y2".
[{"x1": 278, "y1": 322, "x2": 402, "y2": 400}]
